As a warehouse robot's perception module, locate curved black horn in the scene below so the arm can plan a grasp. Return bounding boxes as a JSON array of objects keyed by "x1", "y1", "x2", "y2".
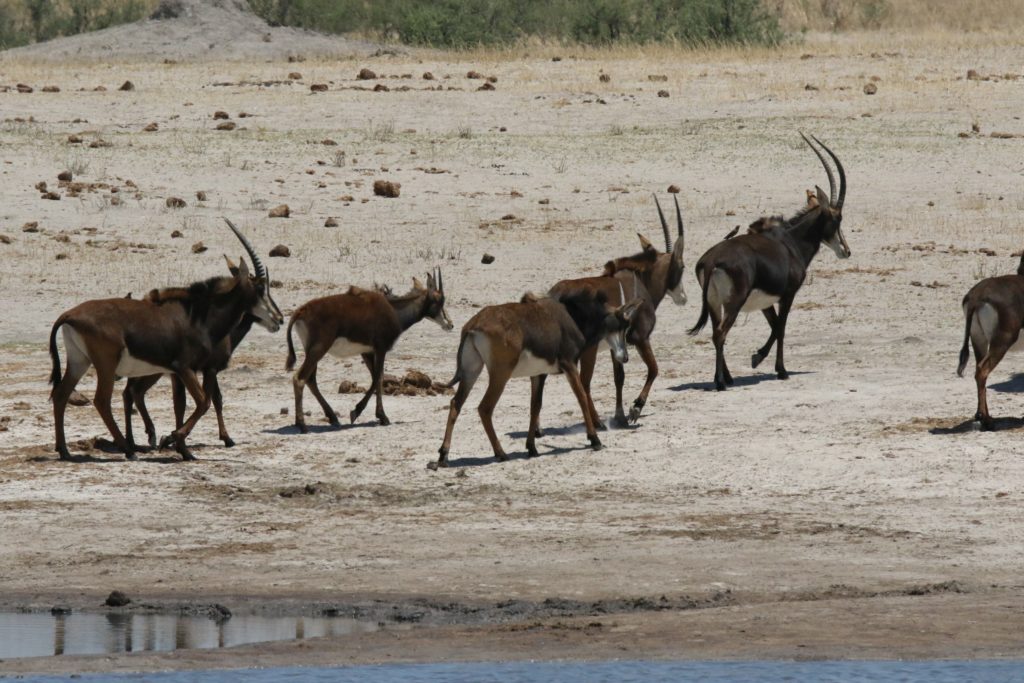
[
  {"x1": 799, "y1": 132, "x2": 836, "y2": 207},
  {"x1": 653, "y1": 194, "x2": 671, "y2": 253},
  {"x1": 673, "y1": 194, "x2": 684, "y2": 241},
  {"x1": 811, "y1": 134, "x2": 846, "y2": 210},
  {"x1": 437, "y1": 266, "x2": 444, "y2": 294},
  {"x1": 224, "y1": 218, "x2": 266, "y2": 280}
]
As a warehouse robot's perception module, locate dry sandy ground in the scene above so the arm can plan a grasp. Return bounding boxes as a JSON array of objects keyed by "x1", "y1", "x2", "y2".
[{"x1": 1, "y1": 28, "x2": 1024, "y2": 673}]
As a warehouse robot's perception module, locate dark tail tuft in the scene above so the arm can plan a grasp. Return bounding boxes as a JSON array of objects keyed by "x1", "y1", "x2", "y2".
[
  {"x1": 445, "y1": 332, "x2": 469, "y2": 387},
  {"x1": 48, "y1": 317, "x2": 64, "y2": 390},
  {"x1": 284, "y1": 316, "x2": 298, "y2": 371},
  {"x1": 688, "y1": 268, "x2": 711, "y2": 336},
  {"x1": 957, "y1": 304, "x2": 974, "y2": 377}
]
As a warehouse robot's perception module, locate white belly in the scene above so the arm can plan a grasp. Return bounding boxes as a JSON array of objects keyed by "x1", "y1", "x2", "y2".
[
  {"x1": 511, "y1": 350, "x2": 561, "y2": 378},
  {"x1": 328, "y1": 338, "x2": 373, "y2": 359},
  {"x1": 116, "y1": 350, "x2": 172, "y2": 378},
  {"x1": 741, "y1": 288, "x2": 780, "y2": 313}
]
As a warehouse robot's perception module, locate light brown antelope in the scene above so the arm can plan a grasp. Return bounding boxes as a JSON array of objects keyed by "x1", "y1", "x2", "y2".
[
  {"x1": 690, "y1": 133, "x2": 849, "y2": 390},
  {"x1": 123, "y1": 221, "x2": 284, "y2": 450},
  {"x1": 285, "y1": 269, "x2": 452, "y2": 432},
  {"x1": 957, "y1": 254, "x2": 1024, "y2": 429},
  {"x1": 48, "y1": 220, "x2": 280, "y2": 461},
  {"x1": 434, "y1": 286, "x2": 641, "y2": 467}
]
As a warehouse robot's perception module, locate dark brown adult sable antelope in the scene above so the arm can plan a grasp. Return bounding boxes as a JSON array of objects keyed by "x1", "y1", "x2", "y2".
[
  {"x1": 956, "y1": 253, "x2": 1024, "y2": 429},
  {"x1": 689, "y1": 133, "x2": 850, "y2": 390},
  {"x1": 48, "y1": 220, "x2": 280, "y2": 461},
  {"x1": 528, "y1": 195, "x2": 685, "y2": 431},
  {"x1": 434, "y1": 286, "x2": 641, "y2": 468},
  {"x1": 285, "y1": 269, "x2": 452, "y2": 432},
  {"x1": 123, "y1": 221, "x2": 284, "y2": 450}
]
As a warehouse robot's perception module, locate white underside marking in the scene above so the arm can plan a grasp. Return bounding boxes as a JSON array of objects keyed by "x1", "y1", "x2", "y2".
[
  {"x1": 511, "y1": 350, "x2": 561, "y2": 378},
  {"x1": 742, "y1": 289, "x2": 781, "y2": 313},
  {"x1": 971, "y1": 302, "x2": 1024, "y2": 355},
  {"x1": 327, "y1": 338, "x2": 374, "y2": 359},
  {"x1": 115, "y1": 350, "x2": 172, "y2": 378}
]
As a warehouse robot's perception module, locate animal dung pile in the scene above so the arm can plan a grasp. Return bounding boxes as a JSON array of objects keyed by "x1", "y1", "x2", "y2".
[
  {"x1": 268, "y1": 204, "x2": 290, "y2": 218},
  {"x1": 338, "y1": 370, "x2": 452, "y2": 397}
]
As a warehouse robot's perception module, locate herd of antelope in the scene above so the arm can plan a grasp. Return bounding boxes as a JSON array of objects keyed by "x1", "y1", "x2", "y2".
[{"x1": 44, "y1": 132, "x2": 1023, "y2": 466}]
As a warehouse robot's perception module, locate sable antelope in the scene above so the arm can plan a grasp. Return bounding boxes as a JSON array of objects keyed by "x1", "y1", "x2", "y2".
[
  {"x1": 435, "y1": 286, "x2": 641, "y2": 467},
  {"x1": 956, "y1": 253, "x2": 1024, "y2": 429},
  {"x1": 48, "y1": 220, "x2": 279, "y2": 461},
  {"x1": 285, "y1": 269, "x2": 452, "y2": 432},
  {"x1": 689, "y1": 133, "x2": 850, "y2": 390},
  {"x1": 123, "y1": 222, "x2": 284, "y2": 450}
]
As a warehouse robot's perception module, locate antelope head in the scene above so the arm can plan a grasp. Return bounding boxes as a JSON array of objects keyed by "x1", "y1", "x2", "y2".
[
  {"x1": 604, "y1": 281, "x2": 643, "y2": 365},
  {"x1": 654, "y1": 193, "x2": 687, "y2": 305},
  {"x1": 224, "y1": 218, "x2": 284, "y2": 332},
  {"x1": 423, "y1": 267, "x2": 454, "y2": 331},
  {"x1": 800, "y1": 132, "x2": 850, "y2": 260}
]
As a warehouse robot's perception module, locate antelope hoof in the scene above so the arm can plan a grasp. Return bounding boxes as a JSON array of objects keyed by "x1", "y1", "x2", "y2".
[
  {"x1": 349, "y1": 409, "x2": 361, "y2": 424},
  {"x1": 57, "y1": 447, "x2": 72, "y2": 461},
  {"x1": 158, "y1": 434, "x2": 175, "y2": 450},
  {"x1": 751, "y1": 353, "x2": 764, "y2": 369},
  {"x1": 589, "y1": 435, "x2": 604, "y2": 451},
  {"x1": 222, "y1": 436, "x2": 236, "y2": 448},
  {"x1": 533, "y1": 426, "x2": 545, "y2": 438},
  {"x1": 327, "y1": 415, "x2": 340, "y2": 427},
  {"x1": 777, "y1": 370, "x2": 789, "y2": 380},
  {"x1": 296, "y1": 423, "x2": 309, "y2": 434},
  {"x1": 527, "y1": 444, "x2": 539, "y2": 458},
  {"x1": 147, "y1": 433, "x2": 158, "y2": 448},
  {"x1": 125, "y1": 451, "x2": 138, "y2": 461},
  {"x1": 715, "y1": 380, "x2": 727, "y2": 391},
  {"x1": 628, "y1": 406, "x2": 642, "y2": 423},
  {"x1": 495, "y1": 452, "x2": 509, "y2": 463},
  {"x1": 181, "y1": 451, "x2": 198, "y2": 462},
  {"x1": 611, "y1": 415, "x2": 629, "y2": 429},
  {"x1": 979, "y1": 418, "x2": 995, "y2": 432},
  {"x1": 377, "y1": 416, "x2": 391, "y2": 427}
]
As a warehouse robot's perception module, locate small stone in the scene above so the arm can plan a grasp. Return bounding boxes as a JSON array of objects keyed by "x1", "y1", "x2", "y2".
[
  {"x1": 804, "y1": 83, "x2": 819, "y2": 91},
  {"x1": 322, "y1": 138, "x2": 337, "y2": 145},
  {"x1": 58, "y1": 171, "x2": 73, "y2": 182},
  {"x1": 373, "y1": 83, "x2": 390, "y2": 92},
  {"x1": 269, "y1": 204, "x2": 290, "y2": 218},
  {"x1": 119, "y1": 80, "x2": 134, "y2": 91},
  {"x1": 213, "y1": 111, "x2": 230, "y2": 120},
  {"x1": 599, "y1": 73, "x2": 611, "y2": 83},
  {"x1": 42, "y1": 191, "x2": 60, "y2": 200},
  {"x1": 16, "y1": 83, "x2": 33, "y2": 93},
  {"x1": 357, "y1": 68, "x2": 377, "y2": 80},
  {"x1": 192, "y1": 241, "x2": 207, "y2": 253},
  {"x1": 36, "y1": 181, "x2": 48, "y2": 192},
  {"x1": 288, "y1": 72, "x2": 302, "y2": 80},
  {"x1": 310, "y1": 83, "x2": 328, "y2": 92},
  {"x1": 171, "y1": 229, "x2": 183, "y2": 238},
  {"x1": 481, "y1": 253, "x2": 495, "y2": 264},
  {"x1": 216, "y1": 121, "x2": 236, "y2": 131},
  {"x1": 423, "y1": 72, "x2": 435, "y2": 80},
  {"x1": 42, "y1": 85, "x2": 60, "y2": 92},
  {"x1": 501, "y1": 213, "x2": 516, "y2": 220},
  {"x1": 196, "y1": 190, "x2": 207, "y2": 201},
  {"x1": 648, "y1": 74, "x2": 668, "y2": 82},
  {"x1": 657, "y1": 89, "x2": 669, "y2": 98},
  {"x1": 22, "y1": 221, "x2": 39, "y2": 232},
  {"x1": 373, "y1": 180, "x2": 401, "y2": 198},
  {"x1": 466, "y1": 70, "x2": 483, "y2": 79},
  {"x1": 478, "y1": 82, "x2": 495, "y2": 91},
  {"x1": 967, "y1": 69, "x2": 982, "y2": 80},
  {"x1": 863, "y1": 82, "x2": 878, "y2": 95},
  {"x1": 56, "y1": 252, "x2": 68, "y2": 260},
  {"x1": 538, "y1": 198, "x2": 549, "y2": 205},
  {"x1": 105, "y1": 591, "x2": 131, "y2": 607},
  {"x1": 67, "y1": 134, "x2": 82, "y2": 143},
  {"x1": 269, "y1": 244, "x2": 291, "y2": 257},
  {"x1": 667, "y1": 184, "x2": 680, "y2": 193},
  {"x1": 89, "y1": 139, "x2": 112, "y2": 148},
  {"x1": 324, "y1": 217, "x2": 338, "y2": 227},
  {"x1": 166, "y1": 197, "x2": 186, "y2": 209},
  {"x1": 280, "y1": 407, "x2": 289, "y2": 415},
  {"x1": 143, "y1": 122, "x2": 158, "y2": 132},
  {"x1": 0, "y1": 234, "x2": 10, "y2": 244}
]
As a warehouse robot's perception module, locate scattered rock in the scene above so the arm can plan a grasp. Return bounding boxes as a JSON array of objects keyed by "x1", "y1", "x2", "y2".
[
  {"x1": 16, "y1": 83, "x2": 33, "y2": 93},
  {"x1": 648, "y1": 74, "x2": 668, "y2": 82},
  {"x1": 552, "y1": 56, "x2": 562, "y2": 62},
  {"x1": 171, "y1": 229, "x2": 183, "y2": 238},
  {"x1": 22, "y1": 221, "x2": 39, "y2": 232},
  {"x1": 288, "y1": 72, "x2": 302, "y2": 80},
  {"x1": 599, "y1": 73, "x2": 611, "y2": 83},
  {"x1": 196, "y1": 190, "x2": 207, "y2": 201},
  {"x1": 36, "y1": 181, "x2": 48, "y2": 192},
  {"x1": 657, "y1": 89, "x2": 669, "y2": 98},
  {"x1": 67, "y1": 134, "x2": 82, "y2": 144},
  {"x1": 119, "y1": 80, "x2": 135, "y2": 91},
  {"x1": 166, "y1": 197, "x2": 186, "y2": 209},
  {"x1": 538, "y1": 198, "x2": 550, "y2": 205},
  {"x1": 404, "y1": 369, "x2": 432, "y2": 389},
  {"x1": 481, "y1": 253, "x2": 495, "y2": 264},
  {"x1": 268, "y1": 204, "x2": 290, "y2": 218},
  {"x1": 373, "y1": 83, "x2": 390, "y2": 92},
  {"x1": 373, "y1": 180, "x2": 401, "y2": 198},
  {"x1": 192, "y1": 241, "x2": 207, "y2": 254},
  {"x1": 478, "y1": 82, "x2": 495, "y2": 91},
  {"x1": 68, "y1": 390, "x2": 90, "y2": 406},
  {"x1": 466, "y1": 70, "x2": 483, "y2": 79},
  {"x1": 89, "y1": 139, "x2": 112, "y2": 148},
  {"x1": 990, "y1": 131, "x2": 1017, "y2": 139},
  {"x1": 56, "y1": 252, "x2": 68, "y2": 260},
  {"x1": 967, "y1": 69, "x2": 982, "y2": 81},
  {"x1": 42, "y1": 85, "x2": 60, "y2": 92},
  {"x1": 321, "y1": 138, "x2": 337, "y2": 145},
  {"x1": 213, "y1": 110, "x2": 230, "y2": 119},
  {"x1": 269, "y1": 244, "x2": 291, "y2": 257},
  {"x1": 423, "y1": 71, "x2": 435, "y2": 80},
  {"x1": 216, "y1": 121, "x2": 236, "y2": 131},
  {"x1": 972, "y1": 122, "x2": 981, "y2": 133},
  {"x1": 804, "y1": 83, "x2": 819, "y2": 91},
  {"x1": 105, "y1": 591, "x2": 131, "y2": 607},
  {"x1": 337, "y1": 379, "x2": 364, "y2": 394},
  {"x1": 357, "y1": 68, "x2": 377, "y2": 80},
  {"x1": 310, "y1": 83, "x2": 328, "y2": 92},
  {"x1": 863, "y1": 82, "x2": 878, "y2": 95},
  {"x1": 667, "y1": 185, "x2": 680, "y2": 193},
  {"x1": 324, "y1": 217, "x2": 338, "y2": 227},
  {"x1": 143, "y1": 122, "x2": 158, "y2": 132},
  {"x1": 501, "y1": 213, "x2": 517, "y2": 220},
  {"x1": 58, "y1": 170, "x2": 73, "y2": 182},
  {"x1": 42, "y1": 191, "x2": 61, "y2": 200},
  {"x1": 0, "y1": 234, "x2": 10, "y2": 244}
]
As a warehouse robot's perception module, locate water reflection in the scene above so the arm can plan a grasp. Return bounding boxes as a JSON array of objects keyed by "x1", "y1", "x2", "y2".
[{"x1": 0, "y1": 612, "x2": 382, "y2": 659}]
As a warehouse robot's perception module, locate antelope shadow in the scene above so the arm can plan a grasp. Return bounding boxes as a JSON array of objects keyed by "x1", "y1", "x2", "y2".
[{"x1": 669, "y1": 371, "x2": 812, "y2": 392}]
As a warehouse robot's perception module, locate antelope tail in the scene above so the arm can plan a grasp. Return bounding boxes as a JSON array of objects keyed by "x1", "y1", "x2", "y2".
[
  {"x1": 445, "y1": 332, "x2": 469, "y2": 387},
  {"x1": 688, "y1": 268, "x2": 712, "y2": 336},
  {"x1": 957, "y1": 304, "x2": 974, "y2": 378},
  {"x1": 48, "y1": 317, "x2": 65, "y2": 391},
  {"x1": 284, "y1": 316, "x2": 298, "y2": 371}
]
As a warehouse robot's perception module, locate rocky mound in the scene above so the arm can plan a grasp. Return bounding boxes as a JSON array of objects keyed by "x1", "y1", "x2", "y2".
[{"x1": 1, "y1": 0, "x2": 390, "y2": 62}]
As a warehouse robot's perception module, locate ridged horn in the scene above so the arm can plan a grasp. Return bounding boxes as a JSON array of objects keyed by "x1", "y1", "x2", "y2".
[
  {"x1": 799, "y1": 132, "x2": 837, "y2": 208},
  {"x1": 811, "y1": 134, "x2": 846, "y2": 210},
  {"x1": 673, "y1": 194, "x2": 684, "y2": 249},
  {"x1": 653, "y1": 194, "x2": 671, "y2": 253},
  {"x1": 223, "y1": 218, "x2": 266, "y2": 280}
]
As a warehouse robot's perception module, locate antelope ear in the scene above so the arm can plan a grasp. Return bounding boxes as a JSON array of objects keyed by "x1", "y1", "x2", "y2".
[
  {"x1": 815, "y1": 185, "x2": 830, "y2": 209},
  {"x1": 412, "y1": 276, "x2": 425, "y2": 290},
  {"x1": 805, "y1": 188, "x2": 818, "y2": 207},
  {"x1": 621, "y1": 299, "x2": 642, "y2": 322},
  {"x1": 223, "y1": 254, "x2": 239, "y2": 276},
  {"x1": 603, "y1": 260, "x2": 617, "y2": 276},
  {"x1": 236, "y1": 256, "x2": 250, "y2": 280},
  {"x1": 637, "y1": 233, "x2": 655, "y2": 253},
  {"x1": 748, "y1": 217, "x2": 767, "y2": 232}
]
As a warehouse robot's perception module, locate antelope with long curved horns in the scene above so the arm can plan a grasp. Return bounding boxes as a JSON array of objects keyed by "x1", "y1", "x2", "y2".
[
  {"x1": 689, "y1": 133, "x2": 849, "y2": 390},
  {"x1": 956, "y1": 253, "x2": 1024, "y2": 429},
  {"x1": 122, "y1": 220, "x2": 284, "y2": 450},
  {"x1": 48, "y1": 220, "x2": 280, "y2": 460},
  {"x1": 434, "y1": 285, "x2": 641, "y2": 467},
  {"x1": 285, "y1": 268, "x2": 453, "y2": 432}
]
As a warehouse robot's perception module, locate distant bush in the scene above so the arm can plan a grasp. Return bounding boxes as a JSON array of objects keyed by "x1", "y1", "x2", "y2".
[
  {"x1": 0, "y1": 0, "x2": 153, "y2": 49},
  {"x1": 251, "y1": 0, "x2": 784, "y2": 48}
]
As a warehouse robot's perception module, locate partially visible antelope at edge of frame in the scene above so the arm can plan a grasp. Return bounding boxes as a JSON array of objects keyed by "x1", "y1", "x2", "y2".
[
  {"x1": 285, "y1": 268, "x2": 453, "y2": 433},
  {"x1": 956, "y1": 253, "x2": 1024, "y2": 429},
  {"x1": 433, "y1": 284, "x2": 642, "y2": 468},
  {"x1": 689, "y1": 132, "x2": 850, "y2": 390},
  {"x1": 123, "y1": 220, "x2": 284, "y2": 450},
  {"x1": 48, "y1": 220, "x2": 281, "y2": 461}
]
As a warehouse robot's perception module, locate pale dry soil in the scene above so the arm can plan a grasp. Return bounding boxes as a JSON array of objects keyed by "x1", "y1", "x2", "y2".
[{"x1": 1, "y1": 32, "x2": 1024, "y2": 673}]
